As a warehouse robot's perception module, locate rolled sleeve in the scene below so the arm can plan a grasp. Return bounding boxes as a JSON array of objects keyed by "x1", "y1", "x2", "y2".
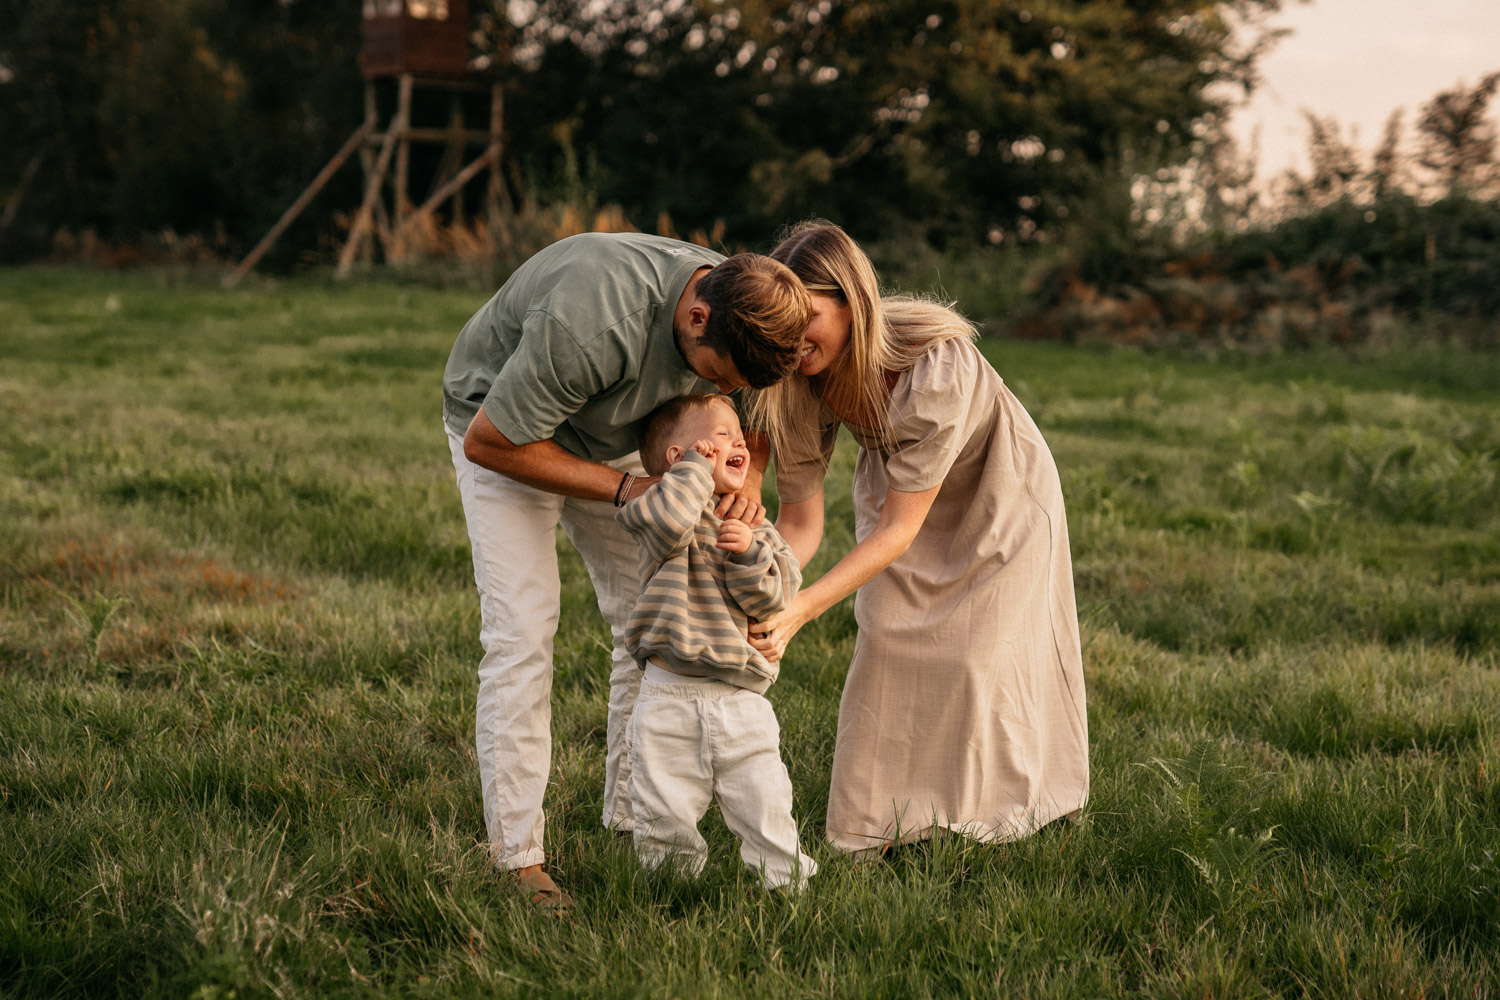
[{"x1": 481, "y1": 309, "x2": 606, "y2": 446}]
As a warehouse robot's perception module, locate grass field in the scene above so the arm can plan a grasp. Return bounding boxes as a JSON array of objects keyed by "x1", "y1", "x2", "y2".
[{"x1": 2, "y1": 266, "x2": 1498, "y2": 998}]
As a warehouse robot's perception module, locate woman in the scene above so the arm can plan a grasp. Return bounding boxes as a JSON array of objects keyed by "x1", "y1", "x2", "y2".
[{"x1": 747, "y1": 222, "x2": 1089, "y2": 853}]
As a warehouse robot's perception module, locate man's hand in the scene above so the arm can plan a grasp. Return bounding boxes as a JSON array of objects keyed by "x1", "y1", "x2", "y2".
[
  {"x1": 714, "y1": 494, "x2": 765, "y2": 527},
  {"x1": 716, "y1": 518, "x2": 752, "y2": 554}
]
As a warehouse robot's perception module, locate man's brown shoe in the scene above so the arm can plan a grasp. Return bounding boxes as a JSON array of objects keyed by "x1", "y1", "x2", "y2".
[{"x1": 506, "y1": 865, "x2": 575, "y2": 916}]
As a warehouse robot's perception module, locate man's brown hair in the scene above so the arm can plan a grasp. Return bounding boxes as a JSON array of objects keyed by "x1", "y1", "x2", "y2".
[
  {"x1": 638, "y1": 394, "x2": 735, "y2": 476},
  {"x1": 694, "y1": 254, "x2": 811, "y2": 389}
]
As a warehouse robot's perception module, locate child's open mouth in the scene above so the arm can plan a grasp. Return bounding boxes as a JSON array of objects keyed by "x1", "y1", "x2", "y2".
[{"x1": 725, "y1": 455, "x2": 746, "y2": 469}]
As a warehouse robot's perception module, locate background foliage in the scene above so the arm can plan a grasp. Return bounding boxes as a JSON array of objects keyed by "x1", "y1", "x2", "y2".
[
  {"x1": 492, "y1": 0, "x2": 1281, "y2": 247},
  {"x1": 0, "y1": 0, "x2": 1285, "y2": 264},
  {"x1": 5, "y1": 0, "x2": 1498, "y2": 341},
  {"x1": 4, "y1": 0, "x2": 1495, "y2": 351},
  {"x1": 0, "y1": 0, "x2": 364, "y2": 263},
  {"x1": 1015, "y1": 68, "x2": 1500, "y2": 348}
]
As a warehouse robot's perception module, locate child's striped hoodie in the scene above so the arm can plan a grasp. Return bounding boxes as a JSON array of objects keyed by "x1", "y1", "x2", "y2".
[{"x1": 616, "y1": 450, "x2": 801, "y2": 692}]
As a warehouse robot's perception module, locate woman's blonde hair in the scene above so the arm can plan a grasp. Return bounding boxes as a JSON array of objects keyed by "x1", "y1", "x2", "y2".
[{"x1": 748, "y1": 221, "x2": 977, "y2": 458}]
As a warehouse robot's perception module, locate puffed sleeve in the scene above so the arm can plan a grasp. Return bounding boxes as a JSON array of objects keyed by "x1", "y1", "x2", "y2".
[
  {"x1": 771, "y1": 380, "x2": 841, "y2": 504},
  {"x1": 882, "y1": 338, "x2": 978, "y2": 492}
]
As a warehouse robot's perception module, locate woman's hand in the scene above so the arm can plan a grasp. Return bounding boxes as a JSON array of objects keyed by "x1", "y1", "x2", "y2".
[
  {"x1": 750, "y1": 483, "x2": 940, "y2": 663},
  {"x1": 747, "y1": 592, "x2": 817, "y2": 663}
]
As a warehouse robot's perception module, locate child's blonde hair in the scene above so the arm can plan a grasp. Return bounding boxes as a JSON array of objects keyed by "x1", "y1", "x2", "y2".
[{"x1": 638, "y1": 393, "x2": 736, "y2": 475}]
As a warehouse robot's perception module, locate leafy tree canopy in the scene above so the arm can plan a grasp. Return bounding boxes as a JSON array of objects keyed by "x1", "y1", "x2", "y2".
[
  {"x1": 0, "y1": 0, "x2": 1285, "y2": 259},
  {"x1": 493, "y1": 0, "x2": 1287, "y2": 247}
]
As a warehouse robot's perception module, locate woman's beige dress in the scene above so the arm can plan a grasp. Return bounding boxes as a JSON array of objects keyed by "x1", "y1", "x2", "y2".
[{"x1": 776, "y1": 337, "x2": 1089, "y2": 850}]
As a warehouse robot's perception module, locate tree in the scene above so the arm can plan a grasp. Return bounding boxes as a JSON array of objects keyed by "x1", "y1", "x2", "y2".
[
  {"x1": 1367, "y1": 108, "x2": 1407, "y2": 201},
  {"x1": 1415, "y1": 72, "x2": 1500, "y2": 199},
  {"x1": 0, "y1": 0, "x2": 361, "y2": 261},
  {"x1": 2, "y1": 0, "x2": 1290, "y2": 262},
  {"x1": 1280, "y1": 111, "x2": 1361, "y2": 209},
  {"x1": 486, "y1": 0, "x2": 1289, "y2": 248}
]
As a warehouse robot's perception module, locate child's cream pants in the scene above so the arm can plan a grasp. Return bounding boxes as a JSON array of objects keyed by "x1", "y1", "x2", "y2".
[{"x1": 628, "y1": 663, "x2": 817, "y2": 891}]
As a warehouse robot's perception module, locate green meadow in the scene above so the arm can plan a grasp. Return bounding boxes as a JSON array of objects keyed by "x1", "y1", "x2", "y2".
[{"x1": 2, "y1": 267, "x2": 1497, "y2": 998}]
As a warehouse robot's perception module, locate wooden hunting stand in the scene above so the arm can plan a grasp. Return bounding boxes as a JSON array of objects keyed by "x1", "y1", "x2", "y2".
[{"x1": 224, "y1": 0, "x2": 507, "y2": 286}]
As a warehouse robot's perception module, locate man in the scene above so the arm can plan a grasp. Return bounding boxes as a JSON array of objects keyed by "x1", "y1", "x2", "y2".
[{"x1": 442, "y1": 231, "x2": 810, "y2": 913}]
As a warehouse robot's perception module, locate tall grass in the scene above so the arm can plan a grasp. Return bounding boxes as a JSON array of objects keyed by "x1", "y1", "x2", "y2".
[{"x1": 2, "y1": 267, "x2": 1497, "y2": 997}]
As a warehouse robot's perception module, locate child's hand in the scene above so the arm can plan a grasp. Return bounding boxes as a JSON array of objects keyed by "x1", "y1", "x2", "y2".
[
  {"x1": 716, "y1": 518, "x2": 752, "y2": 554},
  {"x1": 689, "y1": 439, "x2": 718, "y2": 461}
]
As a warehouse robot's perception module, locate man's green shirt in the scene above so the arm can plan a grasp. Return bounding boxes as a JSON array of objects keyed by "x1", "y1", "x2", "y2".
[{"x1": 443, "y1": 232, "x2": 723, "y2": 461}]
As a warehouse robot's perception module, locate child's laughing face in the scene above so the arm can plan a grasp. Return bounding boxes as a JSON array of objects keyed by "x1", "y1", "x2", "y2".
[{"x1": 666, "y1": 398, "x2": 751, "y2": 494}]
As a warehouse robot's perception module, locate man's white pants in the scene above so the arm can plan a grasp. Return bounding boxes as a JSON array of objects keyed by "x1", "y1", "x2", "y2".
[
  {"x1": 447, "y1": 428, "x2": 645, "y2": 871},
  {"x1": 628, "y1": 665, "x2": 818, "y2": 891}
]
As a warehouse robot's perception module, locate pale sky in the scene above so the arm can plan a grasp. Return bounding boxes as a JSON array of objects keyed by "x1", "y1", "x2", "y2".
[{"x1": 1229, "y1": 0, "x2": 1500, "y2": 179}]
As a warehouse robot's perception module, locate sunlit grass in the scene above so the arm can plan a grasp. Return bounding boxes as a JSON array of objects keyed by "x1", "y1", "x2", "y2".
[{"x1": 2, "y1": 266, "x2": 1497, "y2": 997}]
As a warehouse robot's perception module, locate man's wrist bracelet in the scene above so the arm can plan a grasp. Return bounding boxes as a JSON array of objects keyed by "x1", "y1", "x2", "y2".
[{"x1": 613, "y1": 473, "x2": 636, "y2": 507}]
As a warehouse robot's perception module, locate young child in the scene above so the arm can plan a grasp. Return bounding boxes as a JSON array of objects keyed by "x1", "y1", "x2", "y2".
[{"x1": 616, "y1": 394, "x2": 818, "y2": 891}]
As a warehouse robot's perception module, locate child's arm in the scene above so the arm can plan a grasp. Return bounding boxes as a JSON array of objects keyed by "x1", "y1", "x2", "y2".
[
  {"x1": 616, "y1": 451, "x2": 716, "y2": 563},
  {"x1": 723, "y1": 523, "x2": 803, "y2": 621}
]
